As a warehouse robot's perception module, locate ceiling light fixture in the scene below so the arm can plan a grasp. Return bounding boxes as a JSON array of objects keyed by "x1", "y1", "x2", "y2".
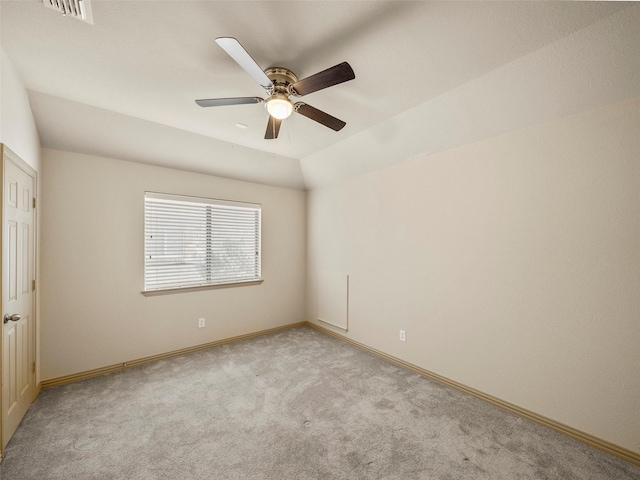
[{"x1": 265, "y1": 93, "x2": 294, "y2": 120}]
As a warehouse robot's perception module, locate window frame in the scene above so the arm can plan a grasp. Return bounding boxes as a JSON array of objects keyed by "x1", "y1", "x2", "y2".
[{"x1": 142, "y1": 191, "x2": 262, "y2": 295}]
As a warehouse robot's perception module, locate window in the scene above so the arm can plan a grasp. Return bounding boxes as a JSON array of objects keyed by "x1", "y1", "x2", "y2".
[{"x1": 144, "y1": 192, "x2": 261, "y2": 292}]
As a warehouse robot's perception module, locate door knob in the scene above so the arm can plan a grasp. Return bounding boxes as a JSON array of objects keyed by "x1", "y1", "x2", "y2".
[{"x1": 3, "y1": 313, "x2": 21, "y2": 324}]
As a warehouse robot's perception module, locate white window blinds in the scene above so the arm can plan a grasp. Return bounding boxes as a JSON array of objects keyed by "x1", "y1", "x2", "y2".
[{"x1": 144, "y1": 192, "x2": 261, "y2": 291}]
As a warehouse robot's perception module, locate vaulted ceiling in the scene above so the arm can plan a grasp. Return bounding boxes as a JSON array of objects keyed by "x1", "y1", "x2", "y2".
[{"x1": 2, "y1": 1, "x2": 639, "y2": 189}]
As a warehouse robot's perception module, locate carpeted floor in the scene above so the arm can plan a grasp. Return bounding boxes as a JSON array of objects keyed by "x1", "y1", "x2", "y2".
[{"x1": 1, "y1": 326, "x2": 638, "y2": 479}]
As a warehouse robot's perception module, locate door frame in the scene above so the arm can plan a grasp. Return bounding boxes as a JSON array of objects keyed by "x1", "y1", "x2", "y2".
[{"x1": 0, "y1": 144, "x2": 38, "y2": 459}]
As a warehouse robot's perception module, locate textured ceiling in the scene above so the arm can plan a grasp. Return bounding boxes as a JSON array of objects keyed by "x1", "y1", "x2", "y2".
[{"x1": 1, "y1": 1, "x2": 638, "y2": 189}]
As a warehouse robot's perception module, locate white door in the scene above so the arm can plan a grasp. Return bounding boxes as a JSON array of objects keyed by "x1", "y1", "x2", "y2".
[{"x1": 1, "y1": 149, "x2": 36, "y2": 450}]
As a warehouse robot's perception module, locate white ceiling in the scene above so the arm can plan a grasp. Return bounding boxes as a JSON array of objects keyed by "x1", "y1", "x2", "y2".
[{"x1": 1, "y1": 1, "x2": 639, "y2": 190}]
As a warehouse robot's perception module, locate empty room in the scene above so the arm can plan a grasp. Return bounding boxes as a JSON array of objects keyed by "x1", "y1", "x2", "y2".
[{"x1": 0, "y1": 1, "x2": 639, "y2": 478}]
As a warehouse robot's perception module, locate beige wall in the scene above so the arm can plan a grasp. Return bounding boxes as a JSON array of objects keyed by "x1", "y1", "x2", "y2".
[
  {"x1": 307, "y1": 97, "x2": 640, "y2": 453},
  {"x1": 41, "y1": 149, "x2": 306, "y2": 380},
  {"x1": 1, "y1": 49, "x2": 41, "y2": 171}
]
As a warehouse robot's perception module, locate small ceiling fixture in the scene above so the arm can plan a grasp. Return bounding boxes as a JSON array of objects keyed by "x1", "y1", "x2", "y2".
[{"x1": 42, "y1": 0, "x2": 94, "y2": 24}]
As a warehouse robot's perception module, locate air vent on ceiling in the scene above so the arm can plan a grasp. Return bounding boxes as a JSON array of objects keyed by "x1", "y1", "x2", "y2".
[{"x1": 42, "y1": 0, "x2": 93, "y2": 25}]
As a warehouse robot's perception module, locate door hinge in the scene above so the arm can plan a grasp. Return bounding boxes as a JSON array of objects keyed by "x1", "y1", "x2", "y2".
[
  {"x1": 33, "y1": 197, "x2": 36, "y2": 209},
  {"x1": 32, "y1": 362, "x2": 36, "y2": 374},
  {"x1": 32, "y1": 279, "x2": 36, "y2": 291}
]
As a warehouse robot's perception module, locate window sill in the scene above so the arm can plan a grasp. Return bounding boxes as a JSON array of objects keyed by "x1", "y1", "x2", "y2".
[{"x1": 141, "y1": 279, "x2": 263, "y2": 296}]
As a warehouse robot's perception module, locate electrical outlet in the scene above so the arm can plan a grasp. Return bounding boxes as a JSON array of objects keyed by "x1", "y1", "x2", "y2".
[
  {"x1": 198, "y1": 318, "x2": 205, "y2": 328},
  {"x1": 399, "y1": 330, "x2": 406, "y2": 342}
]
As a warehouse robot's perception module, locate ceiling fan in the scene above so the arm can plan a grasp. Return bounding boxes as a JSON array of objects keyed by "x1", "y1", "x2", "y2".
[{"x1": 196, "y1": 37, "x2": 355, "y2": 139}]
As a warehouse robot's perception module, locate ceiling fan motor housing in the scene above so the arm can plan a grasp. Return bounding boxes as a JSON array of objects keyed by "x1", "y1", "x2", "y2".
[{"x1": 264, "y1": 67, "x2": 299, "y2": 96}]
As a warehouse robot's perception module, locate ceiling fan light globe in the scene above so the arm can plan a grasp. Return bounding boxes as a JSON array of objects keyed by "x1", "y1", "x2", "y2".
[{"x1": 266, "y1": 96, "x2": 294, "y2": 120}]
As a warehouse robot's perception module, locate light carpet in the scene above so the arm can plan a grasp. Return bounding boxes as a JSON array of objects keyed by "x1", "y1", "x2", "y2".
[{"x1": 1, "y1": 327, "x2": 638, "y2": 479}]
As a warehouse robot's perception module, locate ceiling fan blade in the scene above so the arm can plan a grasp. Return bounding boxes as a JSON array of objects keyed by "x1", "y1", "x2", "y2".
[
  {"x1": 291, "y1": 62, "x2": 355, "y2": 96},
  {"x1": 195, "y1": 97, "x2": 262, "y2": 107},
  {"x1": 215, "y1": 37, "x2": 273, "y2": 90},
  {"x1": 296, "y1": 103, "x2": 346, "y2": 131},
  {"x1": 265, "y1": 116, "x2": 282, "y2": 139}
]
